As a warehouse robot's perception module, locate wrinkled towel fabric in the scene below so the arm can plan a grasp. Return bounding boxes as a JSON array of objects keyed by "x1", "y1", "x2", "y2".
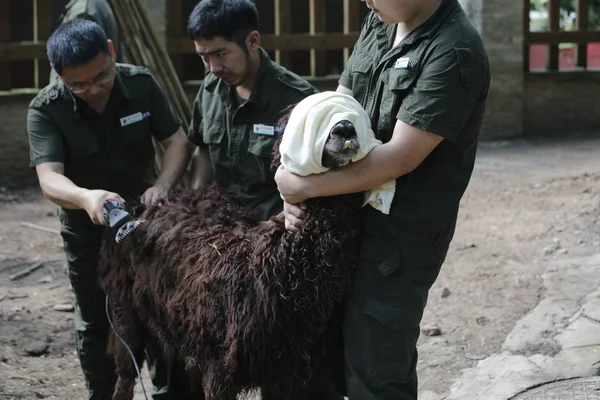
[{"x1": 279, "y1": 91, "x2": 396, "y2": 214}]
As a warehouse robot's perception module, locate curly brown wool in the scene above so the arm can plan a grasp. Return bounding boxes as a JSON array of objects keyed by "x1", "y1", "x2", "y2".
[{"x1": 98, "y1": 111, "x2": 363, "y2": 400}]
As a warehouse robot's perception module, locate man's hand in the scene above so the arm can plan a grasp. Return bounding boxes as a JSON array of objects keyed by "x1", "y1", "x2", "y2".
[
  {"x1": 140, "y1": 185, "x2": 169, "y2": 206},
  {"x1": 274, "y1": 165, "x2": 312, "y2": 205},
  {"x1": 81, "y1": 190, "x2": 125, "y2": 226},
  {"x1": 283, "y1": 201, "x2": 307, "y2": 233}
]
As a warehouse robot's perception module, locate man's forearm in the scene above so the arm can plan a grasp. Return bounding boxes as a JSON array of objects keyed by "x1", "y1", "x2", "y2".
[
  {"x1": 303, "y1": 119, "x2": 443, "y2": 199},
  {"x1": 305, "y1": 143, "x2": 404, "y2": 198},
  {"x1": 39, "y1": 171, "x2": 88, "y2": 210},
  {"x1": 155, "y1": 137, "x2": 193, "y2": 190},
  {"x1": 190, "y1": 146, "x2": 213, "y2": 189}
]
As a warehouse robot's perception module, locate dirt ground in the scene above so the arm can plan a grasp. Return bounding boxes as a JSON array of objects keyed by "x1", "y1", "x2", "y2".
[{"x1": 1, "y1": 137, "x2": 599, "y2": 400}]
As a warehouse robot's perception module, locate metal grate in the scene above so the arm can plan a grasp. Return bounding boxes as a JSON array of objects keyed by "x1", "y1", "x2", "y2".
[{"x1": 509, "y1": 377, "x2": 600, "y2": 400}]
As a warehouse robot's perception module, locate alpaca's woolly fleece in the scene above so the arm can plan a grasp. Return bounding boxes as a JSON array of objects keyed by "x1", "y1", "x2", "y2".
[
  {"x1": 278, "y1": 91, "x2": 396, "y2": 214},
  {"x1": 98, "y1": 124, "x2": 365, "y2": 399}
]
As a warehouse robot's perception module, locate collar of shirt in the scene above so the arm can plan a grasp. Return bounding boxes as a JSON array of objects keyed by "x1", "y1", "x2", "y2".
[{"x1": 372, "y1": 0, "x2": 459, "y2": 67}]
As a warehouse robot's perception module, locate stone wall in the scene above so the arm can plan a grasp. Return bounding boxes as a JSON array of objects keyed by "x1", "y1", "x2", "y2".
[
  {"x1": 0, "y1": 95, "x2": 39, "y2": 187},
  {"x1": 479, "y1": 0, "x2": 525, "y2": 140},
  {"x1": 1, "y1": 0, "x2": 598, "y2": 187},
  {"x1": 2, "y1": 75, "x2": 598, "y2": 186},
  {"x1": 525, "y1": 73, "x2": 600, "y2": 137},
  {"x1": 459, "y1": 0, "x2": 484, "y2": 33}
]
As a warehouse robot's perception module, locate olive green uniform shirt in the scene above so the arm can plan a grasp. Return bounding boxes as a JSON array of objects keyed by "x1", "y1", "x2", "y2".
[
  {"x1": 50, "y1": 0, "x2": 122, "y2": 82},
  {"x1": 340, "y1": 0, "x2": 490, "y2": 267},
  {"x1": 28, "y1": 63, "x2": 181, "y2": 230},
  {"x1": 188, "y1": 48, "x2": 318, "y2": 220}
]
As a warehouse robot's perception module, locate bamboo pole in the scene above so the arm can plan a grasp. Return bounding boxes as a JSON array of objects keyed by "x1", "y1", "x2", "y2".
[{"x1": 109, "y1": 0, "x2": 192, "y2": 186}]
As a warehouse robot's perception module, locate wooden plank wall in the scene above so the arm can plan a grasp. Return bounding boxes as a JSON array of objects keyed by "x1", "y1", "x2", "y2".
[
  {"x1": 10, "y1": 0, "x2": 35, "y2": 89},
  {"x1": 343, "y1": 0, "x2": 360, "y2": 67},
  {"x1": 547, "y1": 0, "x2": 561, "y2": 70},
  {"x1": 0, "y1": 0, "x2": 11, "y2": 90},
  {"x1": 0, "y1": 0, "x2": 369, "y2": 89},
  {"x1": 576, "y1": 0, "x2": 589, "y2": 68},
  {"x1": 36, "y1": 0, "x2": 54, "y2": 88},
  {"x1": 176, "y1": 0, "x2": 368, "y2": 80}
]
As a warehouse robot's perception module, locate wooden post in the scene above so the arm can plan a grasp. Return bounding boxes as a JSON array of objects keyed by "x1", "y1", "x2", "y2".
[
  {"x1": 166, "y1": 0, "x2": 183, "y2": 77},
  {"x1": 576, "y1": 0, "x2": 589, "y2": 69},
  {"x1": 36, "y1": 0, "x2": 54, "y2": 88},
  {"x1": 309, "y1": 0, "x2": 327, "y2": 77},
  {"x1": 274, "y1": 0, "x2": 291, "y2": 68},
  {"x1": 343, "y1": 0, "x2": 360, "y2": 67},
  {"x1": 523, "y1": 0, "x2": 530, "y2": 72},
  {"x1": 0, "y1": 1, "x2": 11, "y2": 90},
  {"x1": 547, "y1": 0, "x2": 560, "y2": 70}
]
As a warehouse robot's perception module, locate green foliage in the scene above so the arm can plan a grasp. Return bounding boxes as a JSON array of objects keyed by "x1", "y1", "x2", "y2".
[{"x1": 530, "y1": 0, "x2": 600, "y2": 29}]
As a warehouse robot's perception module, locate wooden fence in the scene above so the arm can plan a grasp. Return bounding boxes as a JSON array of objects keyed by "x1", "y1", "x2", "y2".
[
  {"x1": 0, "y1": 0, "x2": 369, "y2": 91},
  {"x1": 0, "y1": 0, "x2": 63, "y2": 90},
  {"x1": 166, "y1": 0, "x2": 369, "y2": 82},
  {"x1": 4, "y1": 0, "x2": 600, "y2": 90},
  {"x1": 524, "y1": 0, "x2": 600, "y2": 71}
]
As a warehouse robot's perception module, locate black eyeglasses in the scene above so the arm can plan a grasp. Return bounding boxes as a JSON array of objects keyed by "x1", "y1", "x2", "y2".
[{"x1": 66, "y1": 65, "x2": 117, "y2": 94}]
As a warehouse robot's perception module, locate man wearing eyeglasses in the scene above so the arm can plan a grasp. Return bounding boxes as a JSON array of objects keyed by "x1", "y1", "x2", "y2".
[
  {"x1": 26, "y1": 19, "x2": 191, "y2": 400},
  {"x1": 50, "y1": 0, "x2": 122, "y2": 83}
]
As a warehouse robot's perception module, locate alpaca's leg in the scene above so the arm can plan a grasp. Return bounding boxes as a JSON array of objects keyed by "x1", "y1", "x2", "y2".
[
  {"x1": 109, "y1": 311, "x2": 145, "y2": 400},
  {"x1": 112, "y1": 332, "x2": 145, "y2": 400},
  {"x1": 201, "y1": 367, "x2": 237, "y2": 400},
  {"x1": 183, "y1": 365, "x2": 207, "y2": 399},
  {"x1": 262, "y1": 387, "x2": 298, "y2": 400},
  {"x1": 262, "y1": 374, "x2": 343, "y2": 400}
]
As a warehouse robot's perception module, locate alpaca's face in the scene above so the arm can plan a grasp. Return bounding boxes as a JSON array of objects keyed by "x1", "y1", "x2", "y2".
[{"x1": 321, "y1": 120, "x2": 359, "y2": 168}]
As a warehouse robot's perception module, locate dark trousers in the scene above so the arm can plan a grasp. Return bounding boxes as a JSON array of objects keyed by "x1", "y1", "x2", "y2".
[
  {"x1": 342, "y1": 248, "x2": 442, "y2": 400},
  {"x1": 61, "y1": 223, "x2": 177, "y2": 400}
]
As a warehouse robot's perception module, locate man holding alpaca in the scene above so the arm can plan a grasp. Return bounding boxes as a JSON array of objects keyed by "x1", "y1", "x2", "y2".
[
  {"x1": 27, "y1": 19, "x2": 191, "y2": 400},
  {"x1": 276, "y1": 0, "x2": 491, "y2": 399},
  {"x1": 185, "y1": 1, "x2": 346, "y2": 398},
  {"x1": 50, "y1": 0, "x2": 122, "y2": 82},
  {"x1": 186, "y1": 0, "x2": 318, "y2": 221}
]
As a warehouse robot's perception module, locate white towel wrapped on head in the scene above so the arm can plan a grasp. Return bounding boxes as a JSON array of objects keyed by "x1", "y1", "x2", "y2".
[{"x1": 279, "y1": 91, "x2": 396, "y2": 214}]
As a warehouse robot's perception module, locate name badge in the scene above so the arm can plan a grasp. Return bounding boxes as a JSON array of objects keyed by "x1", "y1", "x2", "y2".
[
  {"x1": 120, "y1": 112, "x2": 143, "y2": 127},
  {"x1": 253, "y1": 124, "x2": 274, "y2": 136},
  {"x1": 394, "y1": 57, "x2": 410, "y2": 69}
]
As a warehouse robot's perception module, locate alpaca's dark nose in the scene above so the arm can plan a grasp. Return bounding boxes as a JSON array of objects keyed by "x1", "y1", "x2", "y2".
[{"x1": 331, "y1": 120, "x2": 356, "y2": 139}]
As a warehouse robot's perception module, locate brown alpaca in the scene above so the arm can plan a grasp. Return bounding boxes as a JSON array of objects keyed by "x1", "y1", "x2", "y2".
[{"x1": 97, "y1": 115, "x2": 364, "y2": 400}]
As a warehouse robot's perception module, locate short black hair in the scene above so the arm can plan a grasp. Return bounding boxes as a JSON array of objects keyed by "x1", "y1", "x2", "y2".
[
  {"x1": 187, "y1": 0, "x2": 259, "y2": 48},
  {"x1": 47, "y1": 19, "x2": 110, "y2": 75}
]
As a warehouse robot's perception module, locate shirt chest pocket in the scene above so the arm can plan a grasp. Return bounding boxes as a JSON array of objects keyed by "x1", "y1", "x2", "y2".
[
  {"x1": 119, "y1": 114, "x2": 152, "y2": 149},
  {"x1": 378, "y1": 68, "x2": 418, "y2": 137},
  {"x1": 248, "y1": 130, "x2": 276, "y2": 159},
  {"x1": 202, "y1": 125, "x2": 226, "y2": 165},
  {"x1": 351, "y1": 57, "x2": 373, "y2": 106},
  {"x1": 203, "y1": 124, "x2": 224, "y2": 145},
  {"x1": 246, "y1": 130, "x2": 277, "y2": 179},
  {"x1": 63, "y1": 121, "x2": 100, "y2": 160}
]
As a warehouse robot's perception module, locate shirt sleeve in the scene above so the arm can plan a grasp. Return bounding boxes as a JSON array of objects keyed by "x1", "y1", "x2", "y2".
[
  {"x1": 187, "y1": 86, "x2": 206, "y2": 147},
  {"x1": 27, "y1": 107, "x2": 66, "y2": 168},
  {"x1": 339, "y1": 14, "x2": 374, "y2": 90},
  {"x1": 397, "y1": 45, "x2": 489, "y2": 142},
  {"x1": 149, "y1": 75, "x2": 182, "y2": 141}
]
